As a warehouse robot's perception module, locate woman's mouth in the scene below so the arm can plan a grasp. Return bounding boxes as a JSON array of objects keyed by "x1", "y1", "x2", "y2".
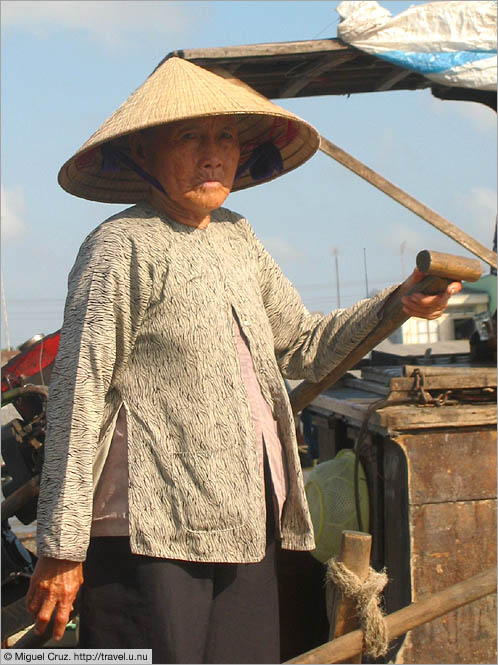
[{"x1": 198, "y1": 179, "x2": 223, "y2": 188}]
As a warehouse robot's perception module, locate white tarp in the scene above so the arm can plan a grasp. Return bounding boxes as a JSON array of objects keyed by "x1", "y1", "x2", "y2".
[{"x1": 336, "y1": 1, "x2": 497, "y2": 90}]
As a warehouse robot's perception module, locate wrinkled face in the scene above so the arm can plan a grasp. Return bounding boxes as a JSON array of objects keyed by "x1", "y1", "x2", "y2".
[{"x1": 141, "y1": 116, "x2": 240, "y2": 223}]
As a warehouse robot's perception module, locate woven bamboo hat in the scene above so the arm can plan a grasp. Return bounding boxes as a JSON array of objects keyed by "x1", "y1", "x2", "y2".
[{"x1": 58, "y1": 56, "x2": 320, "y2": 203}]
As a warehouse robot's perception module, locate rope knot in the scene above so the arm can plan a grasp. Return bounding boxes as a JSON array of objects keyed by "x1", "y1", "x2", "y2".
[{"x1": 327, "y1": 558, "x2": 389, "y2": 658}]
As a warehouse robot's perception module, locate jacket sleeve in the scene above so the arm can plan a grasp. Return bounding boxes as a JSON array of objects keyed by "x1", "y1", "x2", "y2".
[
  {"x1": 244, "y1": 220, "x2": 398, "y2": 383},
  {"x1": 36, "y1": 224, "x2": 153, "y2": 561}
]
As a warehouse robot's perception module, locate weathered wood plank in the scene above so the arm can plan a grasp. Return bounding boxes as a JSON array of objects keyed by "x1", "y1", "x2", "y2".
[
  {"x1": 1, "y1": 595, "x2": 34, "y2": 642},
  {"x1": 411, "y1": 501, "x2": 497, "y2": 592},
  {"x1": 279, "y1": 52, "x2": 357, "y2": 97},
  {"x1": 343, "y1": 375, "x2": 390, "y2": 396},
  {"x1": 310, "y1": 394, "x2": 496, "y2": 430},
  {"x1": 361, "y1": 366, "x2": 402, "y2": 385},
  {"x1": 402, "y1": 365, "x2": 496, "y2": 378},
  {"x1": 1, "y1": 475, "x2": 40, "y2": 522},
  {"x1": 379, "y1": 404, "x2": 497, "y2": 430},
  {"x1": 171, "y1": 38, "x2": 352, "y2": 62},
  {"x1": 389, "y1": 374, "x2": 497, "y2": 390},
  {"x1": 381, "y1": 429, "x2": 497, "y2": 663},
  {"x1": 402, "y1": 499, "x2": 497, "y2": 664},
  {"x1": 361, "y1": 364, "x2": 496, "y2": 388},
  {"x1": 311, "y1": 394, "x2": 377, "y2": 426},
  {"x1": 398, "y1": 429, "x2": 497, "y2": 504},
  {"x1": 404, "y1": 595, "x2": 497, "y2": 665}
]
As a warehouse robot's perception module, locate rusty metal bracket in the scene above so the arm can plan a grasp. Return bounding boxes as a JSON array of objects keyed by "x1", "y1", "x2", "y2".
[
  {"x1": 412, "y1": 369, "x2": 430, "y2": 404},
  {"x1": 410, "y1": 369, "x2": 458, "y2": 408},
  {"x1": 11, "y1": 414, "x2": 45, "y2": 450}
]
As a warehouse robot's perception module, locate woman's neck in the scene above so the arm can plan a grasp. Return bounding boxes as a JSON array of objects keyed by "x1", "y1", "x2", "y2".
[{"x1": 147, "y1": 190, "x2": 211, "y2": 229}]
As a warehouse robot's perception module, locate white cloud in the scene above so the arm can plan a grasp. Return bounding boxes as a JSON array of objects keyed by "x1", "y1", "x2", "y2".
[
  {"x1": 426, "y1": 94, "x2": 497, "y2": 133},
  {"x1": 1, "y1": 186, "x2": 27, "y2": 240},
  {"x1": 261, "y1": 236, "x2": 301, "y2": 264},
  {"x1": 456, "y1": 186, "x2": 497, "y2": 244},
  {"x1": 453, "y1": 101, "x2": 497, "y2": 133},
  {"x1": 385, "y1": 221, "x2": 427, "y2": 254},
  {"x1": 382, "y1": 221, "x2": 434, "y2": 279},
  {"x1": 1, "y1": 1, "x2": 199, "y2": 46}
]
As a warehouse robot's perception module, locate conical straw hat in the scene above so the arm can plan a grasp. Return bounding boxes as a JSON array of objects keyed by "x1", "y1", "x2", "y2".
[{"x1": 58, "y1": 57, "x2": 320, "y2": 203}]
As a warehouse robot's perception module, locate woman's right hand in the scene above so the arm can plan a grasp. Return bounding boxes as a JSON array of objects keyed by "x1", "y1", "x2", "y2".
[{"x1": 26, "y1": 556, "x2": 84, "y2": 641}]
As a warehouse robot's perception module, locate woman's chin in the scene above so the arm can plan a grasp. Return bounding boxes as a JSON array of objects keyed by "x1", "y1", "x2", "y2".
[{"x1": 191, "y1": 185, "x2": 231, "y2": 210}]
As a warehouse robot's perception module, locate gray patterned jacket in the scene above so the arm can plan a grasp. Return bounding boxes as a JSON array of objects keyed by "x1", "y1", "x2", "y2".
[{"x1": 36, "y1": 202, "x2": 395, "y2": 563}]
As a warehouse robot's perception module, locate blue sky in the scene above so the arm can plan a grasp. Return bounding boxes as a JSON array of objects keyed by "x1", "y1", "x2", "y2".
[{"x1": 2, "y1": 1, "x2": 496, "y2": 348}]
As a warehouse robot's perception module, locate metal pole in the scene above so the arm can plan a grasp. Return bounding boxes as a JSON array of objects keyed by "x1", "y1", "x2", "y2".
[
  {"x1": 333, "y1": 248, "x2": 341, "y2": 308},
  {"x1": 363, "y1": 248, "x2": 369, "y2": 297},
  {"x1": 400, "y1": 241, "x2": 406, "y2": 280}
]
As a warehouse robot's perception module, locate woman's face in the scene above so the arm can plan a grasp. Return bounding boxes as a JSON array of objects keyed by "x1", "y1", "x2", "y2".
[{"x1": 134, "y1": 116, "x2": 240, "y2": 227}]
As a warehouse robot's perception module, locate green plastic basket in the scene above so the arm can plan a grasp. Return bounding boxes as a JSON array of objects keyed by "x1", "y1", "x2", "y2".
[{"x1": 305, "y1": 449, "x2": 370, "y2": 563}]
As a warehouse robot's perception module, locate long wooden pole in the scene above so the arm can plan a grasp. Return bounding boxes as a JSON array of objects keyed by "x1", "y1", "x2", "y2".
[
  {"x1": 285, "y1": 567, "x2": 496, "y2": 664},
  {"x1": 289, "y1": 273, "x2": 448, "y2": 414},
  {"x1": 1, "y1": 475, "x2": 40, "y2": 522},
  {"x1": 289, "y1": 250, "x2": 483, "y2": 414},
  {"x1": 319, "y1": 136, "x2": 497, "y2": 270},
  {"x1": 10, "y1": 602, "x2": 80, "y2": 648}
]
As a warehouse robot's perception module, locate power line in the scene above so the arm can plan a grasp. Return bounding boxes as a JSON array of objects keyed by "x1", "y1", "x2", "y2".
[
  {"x1": 311, "y1": 16, "x2": 339, "y2": 39},
  {"x1": 7, "y1": 299, "x2": 66, "y2": 304}
]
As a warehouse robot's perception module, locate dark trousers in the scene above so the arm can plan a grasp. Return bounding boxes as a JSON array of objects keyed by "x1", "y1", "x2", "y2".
[{"x1": 79, "y1": 468, "x2": 280, "y2": 663}]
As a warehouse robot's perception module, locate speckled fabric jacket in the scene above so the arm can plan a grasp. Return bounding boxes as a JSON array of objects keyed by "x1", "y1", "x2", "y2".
[{"x1": 36, "y1": 201, "x2": 396, "y2": 563}]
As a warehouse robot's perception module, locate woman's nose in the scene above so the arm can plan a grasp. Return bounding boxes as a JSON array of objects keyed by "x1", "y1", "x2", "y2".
[{"x1": 199, "y1": 136, "x2": 223, "y2": 168}]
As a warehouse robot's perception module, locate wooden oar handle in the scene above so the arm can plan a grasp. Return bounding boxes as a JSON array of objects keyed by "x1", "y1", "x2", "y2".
[
  {"x1": 288, "y1": 250, "x2": 480, "y2": 415},
  {"x1": 289, "y1": 273, "x2": 450, "y2": 414},
  {"x1": 416, "y1": 249, "x2": 482, "y2": 282}
]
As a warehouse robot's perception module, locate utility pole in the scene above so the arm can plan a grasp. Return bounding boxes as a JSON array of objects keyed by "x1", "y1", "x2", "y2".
[
  {"x1": 400, "y1": 241, "x2": 407, "y2": 280},
  {"x1": 363, "y1": 248, "x2": 369, "y2": 298},
  {"x1": 333, "y1": 247, "x2": 341, "y2": 308},
  {"x1": 1, "y1": 271, "x2": 11, "y2": 351}
]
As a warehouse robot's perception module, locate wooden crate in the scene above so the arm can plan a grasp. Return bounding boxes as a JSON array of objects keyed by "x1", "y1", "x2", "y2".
[{"x1": 303, "y1": 365, "x2": 497, "y2": 664}]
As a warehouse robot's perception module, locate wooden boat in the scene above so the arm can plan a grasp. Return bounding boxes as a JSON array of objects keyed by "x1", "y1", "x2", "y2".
[{"x1": 2, "y1": 12, "x2": 496, "y2": 660}]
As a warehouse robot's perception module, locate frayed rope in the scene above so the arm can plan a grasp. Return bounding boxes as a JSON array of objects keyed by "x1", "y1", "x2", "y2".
[{"x1": 327, "y1": 558, "x2": 389, "y2": 658}]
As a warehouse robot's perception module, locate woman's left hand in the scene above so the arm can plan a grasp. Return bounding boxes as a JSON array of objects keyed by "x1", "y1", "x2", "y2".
[{"x1": 400, "y1": 268, "x2": 462, "y2": 319}]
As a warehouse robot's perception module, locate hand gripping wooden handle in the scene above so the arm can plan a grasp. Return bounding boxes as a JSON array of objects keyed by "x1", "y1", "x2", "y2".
[
  {"x1": 288, "y1": 250, "x2": 482, "y2": 414},
  {"x1": 416, "y1": 249, "x2": 482, "y2": 283}
]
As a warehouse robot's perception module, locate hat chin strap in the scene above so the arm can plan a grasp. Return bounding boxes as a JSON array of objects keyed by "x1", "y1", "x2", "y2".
[
  {"x1": 101, "y1": 143, "x2": 168, "y2": 197},
  {"x1": 101, "y1": 139, "x2": 284, "y2": 195}
]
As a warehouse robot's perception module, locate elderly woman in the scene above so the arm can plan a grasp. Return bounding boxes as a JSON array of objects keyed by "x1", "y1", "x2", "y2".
[{"x1": 27, "y1": 58, "x2": 459, "y2": 664}]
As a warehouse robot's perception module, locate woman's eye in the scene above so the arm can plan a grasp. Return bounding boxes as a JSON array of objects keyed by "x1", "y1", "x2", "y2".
[{"x1": 182, "y1": 132, "x2": 197, "y2": 140}]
